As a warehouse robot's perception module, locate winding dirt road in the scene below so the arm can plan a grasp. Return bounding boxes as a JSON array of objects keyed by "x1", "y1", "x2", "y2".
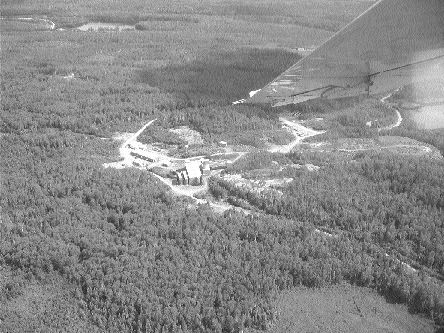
[{"x1": 379, "y1": 91, "x2": 403, "y2": 131}]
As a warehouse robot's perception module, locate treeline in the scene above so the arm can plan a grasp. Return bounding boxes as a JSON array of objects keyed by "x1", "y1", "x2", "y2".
[
  {"x1": 132, "y1": 103, "x2": 294, "y2": 148},
  {"x1": 299, "y1": 98, "x2": 397, "y2": 142},
  {"x1": 138, "y1": 124, "x2": 186, "y2": 146},
  {"x1": 225, "y1": 152, "x2": 292, "y2": 174},
  {"x1": 160, "y1": 105, "x2": 293, "y2": 148}
]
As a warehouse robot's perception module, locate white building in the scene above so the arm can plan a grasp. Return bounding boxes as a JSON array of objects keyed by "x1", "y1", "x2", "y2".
[{"x1": 185, "y1": 160, "x2": 202, "y2": 185}]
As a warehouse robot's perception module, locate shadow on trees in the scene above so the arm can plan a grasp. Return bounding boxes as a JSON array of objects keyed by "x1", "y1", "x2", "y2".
[{"x1": 135, "y1": 48, "x2": 301, "y2": 105}]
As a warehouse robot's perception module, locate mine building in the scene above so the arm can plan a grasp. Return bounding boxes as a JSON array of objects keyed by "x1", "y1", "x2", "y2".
[
  {"x1": 185, "y1": 161, "x2": 202, "y2": 186},
  {"x1": 201, "y1": 160, "x2": 211, "y2": 176},
  {"x1": 174, "y1": 159, "x2": 212, "y2": 186},
  {"x1": 181, "y1": 171, "x2": 189, "y2": 185},
  {"x1": 174, "y1": 170, "x2": 189, "y2": 185},
  {"x1": 130, "y1": 151, "x2": 155, "y2": 163}
]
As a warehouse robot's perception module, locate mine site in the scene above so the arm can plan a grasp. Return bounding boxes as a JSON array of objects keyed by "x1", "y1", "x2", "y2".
[
  {"x1": 2, "y1": 0, "x2": 444, "y2": 332},
  {"x1": 103, "y1": 92, "x2": 442, "y2": 213},
  {"x1": 102, "y1": 114, "x2": 325, "y2": 204}
]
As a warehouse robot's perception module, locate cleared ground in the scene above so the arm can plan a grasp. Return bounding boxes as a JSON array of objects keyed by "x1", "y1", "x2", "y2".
[{"x1": 264, "y1": 283, "x2": 435, "y2": 333}]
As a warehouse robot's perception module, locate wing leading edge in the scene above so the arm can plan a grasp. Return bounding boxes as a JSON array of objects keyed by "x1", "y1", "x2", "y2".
[{"x1": 248, "y1": 0, "x2": 444, "y2": 106}]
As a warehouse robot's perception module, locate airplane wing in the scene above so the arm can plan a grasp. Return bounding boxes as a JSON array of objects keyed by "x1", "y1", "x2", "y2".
[{"x1": 247, "y1": 0, "x2": 444, "y2": 106}]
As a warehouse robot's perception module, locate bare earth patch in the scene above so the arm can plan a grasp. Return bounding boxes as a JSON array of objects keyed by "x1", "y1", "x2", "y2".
[
  {"x1": 111, "y1": 132, "x2": 133, "y2": 142},
  {"x1": 263, "y1": 283, "x2": 435, "y2": 333},
  {"x1": 268, "y1": 117, "x2": 324, "y2": 153},
  {"x1": 169, "y1": 126, "x2": 204, "y2": 145}
]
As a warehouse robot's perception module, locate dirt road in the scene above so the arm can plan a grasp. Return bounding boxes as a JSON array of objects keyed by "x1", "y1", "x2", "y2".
[
  {"x1": 268, "y1": 117, "x2": 325, "y2": 153},
  {"x1": 103, "y1": 119, "x2": 156, "y2": 169}
]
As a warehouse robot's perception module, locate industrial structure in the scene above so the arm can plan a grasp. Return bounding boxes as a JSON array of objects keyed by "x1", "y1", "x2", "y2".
[{"x1": 173, "y1": 159, "x2": 211, "y2": 186}]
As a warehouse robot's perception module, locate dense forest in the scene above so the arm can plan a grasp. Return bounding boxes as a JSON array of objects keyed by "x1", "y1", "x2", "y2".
[
  {"x1": 2, "y1": 0, "x2": 444, "y2": 332},
  {"x1": 211, "y1": 151, "x2": 444, "y2": 273},
  {"x1": 3, "y1": 131, "x2": 444, "y2": 332}
]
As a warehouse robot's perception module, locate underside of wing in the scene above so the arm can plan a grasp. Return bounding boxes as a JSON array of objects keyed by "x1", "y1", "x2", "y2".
[{"x1": 248, "y1": 0, "x2": 444, "y2": 106}]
